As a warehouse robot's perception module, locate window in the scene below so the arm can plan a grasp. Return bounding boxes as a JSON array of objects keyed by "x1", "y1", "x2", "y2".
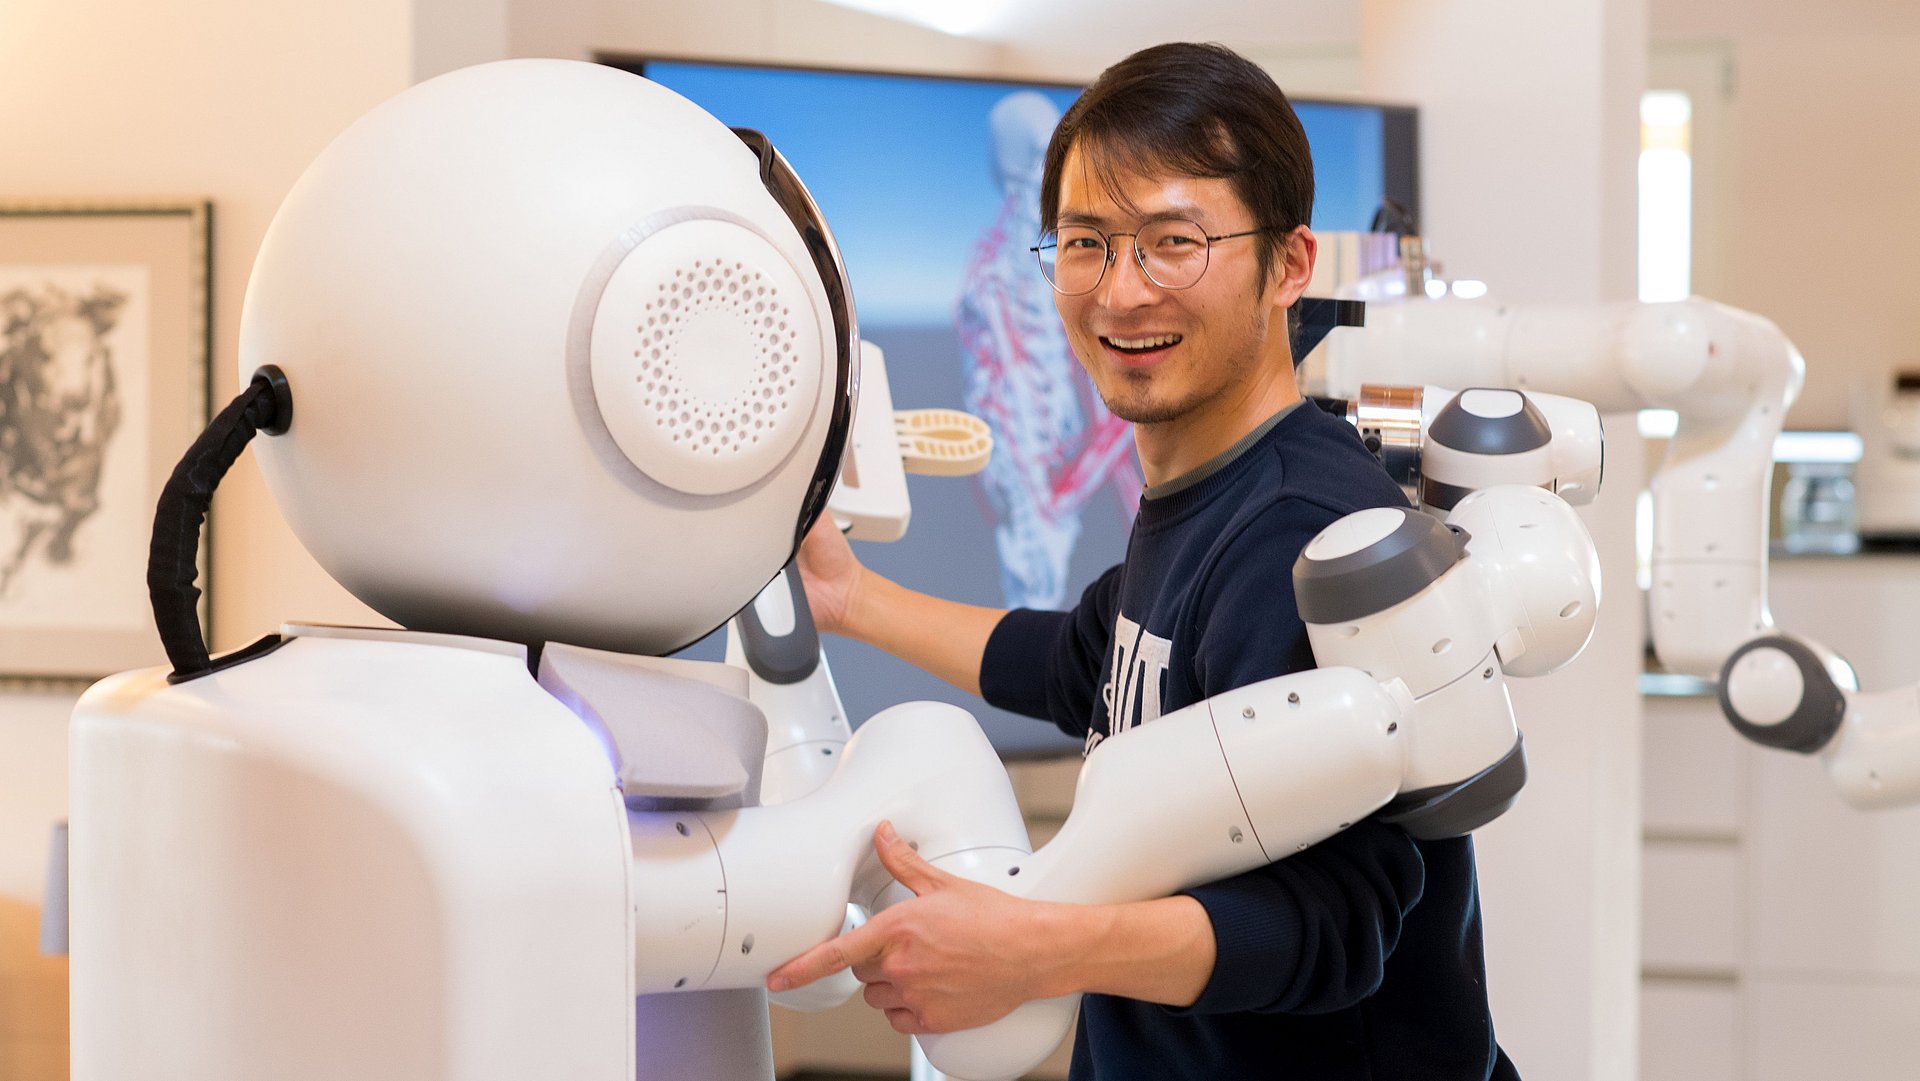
[{"x1": 1638, "y1": 90, "x2": 1693, "y2": 303}]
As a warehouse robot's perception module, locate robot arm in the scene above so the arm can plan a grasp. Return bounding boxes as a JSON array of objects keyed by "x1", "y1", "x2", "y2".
[
  {"x1": 1324, "y1": 296, "x2": 1804, "y2": 677},
  {"x1": 727, "y1": 339, "x2": 995, "y2": 810},
  {"x1": 1316, "y1": 383, "x2": 1604, "y2": 511},
  {"x1": 1719, "y1": 635, "x2": 1920, "y2": 809},
  {"x1": 1325, "y1": 292, "x2": 1920, "y2": 809},
  {"x1": 638, "y1": 478, "x2": 1595, "y2": 1081},
  {"x1": 754, "y1": 478, "x2": 1599, "y2": 1081}
]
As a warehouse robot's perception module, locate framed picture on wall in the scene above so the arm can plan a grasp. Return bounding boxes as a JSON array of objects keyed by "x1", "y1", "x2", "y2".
[{"x1": 0, "y1": 201, "x2": 211, "y2": 683}]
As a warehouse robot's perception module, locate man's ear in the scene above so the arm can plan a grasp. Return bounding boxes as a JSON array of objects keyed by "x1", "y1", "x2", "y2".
[{"x1": 1271, "y1": 224, "x2": 1317, "y2": 311}]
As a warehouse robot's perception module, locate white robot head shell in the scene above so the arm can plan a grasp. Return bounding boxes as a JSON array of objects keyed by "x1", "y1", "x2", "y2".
[{"x1": 239, "y1": 60, "x2": 857, "y2": 656}]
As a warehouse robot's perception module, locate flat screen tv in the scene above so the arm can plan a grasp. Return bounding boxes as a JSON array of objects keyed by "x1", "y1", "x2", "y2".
[{"x1": 605, "y1": 55, "x2": 1421, "y2": 756}]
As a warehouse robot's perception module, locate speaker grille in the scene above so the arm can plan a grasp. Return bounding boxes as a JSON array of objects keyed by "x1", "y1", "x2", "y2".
[
  {"x1": 636, "y1": 259, "x2": 802, "y2": 456},
  {"x1": 589, "y1": 216, "x2": 824, "y2": 497}
]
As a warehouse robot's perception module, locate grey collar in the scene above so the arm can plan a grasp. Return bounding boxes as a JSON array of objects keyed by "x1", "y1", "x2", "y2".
[{"x1": 1142, "y1": 401, "x2": 1302, "y2": 501}]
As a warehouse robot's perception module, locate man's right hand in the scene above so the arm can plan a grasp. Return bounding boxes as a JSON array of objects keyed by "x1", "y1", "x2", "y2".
[
  {"x1": 796, "y1": 515, "x2": 864, "y2": 637},
  {"x1": 792, "y1": 512, "x2": 1007, "y2": 697}
]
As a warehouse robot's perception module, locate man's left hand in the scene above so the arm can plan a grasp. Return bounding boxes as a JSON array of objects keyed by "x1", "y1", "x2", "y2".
[{"x1": 765, "y1": 820, "x2": 1065, "y2": 1035}]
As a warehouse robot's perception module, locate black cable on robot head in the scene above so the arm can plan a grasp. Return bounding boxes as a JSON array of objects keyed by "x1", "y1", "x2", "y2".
[{"x1": 149, "y1": 365, "x2": 297, "y2": 682}]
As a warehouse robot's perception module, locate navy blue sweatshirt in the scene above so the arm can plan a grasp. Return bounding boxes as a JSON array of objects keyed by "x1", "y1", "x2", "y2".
[{"x1": 980, "y1": 403, "x2": 1520, "y2": 1081}]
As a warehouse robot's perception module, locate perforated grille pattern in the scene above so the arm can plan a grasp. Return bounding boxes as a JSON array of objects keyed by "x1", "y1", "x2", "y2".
[
  {"x1": 590, "y1": 215, "x2": 822, "y2": 496},
  {"x1": 632, "y1": 259, "x2": 802, "y2": 457}
]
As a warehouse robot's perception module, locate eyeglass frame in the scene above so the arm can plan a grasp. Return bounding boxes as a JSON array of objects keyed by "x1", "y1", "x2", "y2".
[{"x1": 1029, "y1": 219, "x2": 1277, "y2": 296}]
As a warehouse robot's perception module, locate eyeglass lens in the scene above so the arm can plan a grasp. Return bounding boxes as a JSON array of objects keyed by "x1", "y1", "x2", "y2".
[{"x1": 1036, "y1": 220, "x2": 1214, "y2": 294}]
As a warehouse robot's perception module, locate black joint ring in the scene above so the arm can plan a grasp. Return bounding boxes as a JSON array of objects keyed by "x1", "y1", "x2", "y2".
[
  {"x1": 253, "y1": 365, "x2": 294, "y2": 436},
  {"x1": 1718, "y1": 635, "x2": 1846, "y2": 754}
]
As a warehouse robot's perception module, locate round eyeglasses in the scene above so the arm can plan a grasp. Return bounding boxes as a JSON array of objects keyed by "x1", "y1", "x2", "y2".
[{"x1": 1031, "y1": 219, "x2": 1272, "y2": 296}]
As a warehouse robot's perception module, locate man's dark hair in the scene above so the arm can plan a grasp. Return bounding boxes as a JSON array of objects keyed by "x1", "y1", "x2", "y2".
[{"x1": 1039, "y1": 42, "x2": 1314, "y2": 287}]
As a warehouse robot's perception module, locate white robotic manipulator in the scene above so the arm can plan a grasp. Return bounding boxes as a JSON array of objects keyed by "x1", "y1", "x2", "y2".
[
  {"x1": 1317, "y1": 282, "x2": 1920, "y2": 809},
  {"x1": 68, "y1": 61, "x2": 1608, "y2": 1081}
]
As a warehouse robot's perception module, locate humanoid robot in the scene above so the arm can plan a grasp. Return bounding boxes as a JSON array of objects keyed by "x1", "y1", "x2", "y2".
[
  {"x1": 70, "y1": 60, "x2": 1606, "y2": 1081},
  {"x1": 1318, "y1": 284, "x2": 1920, "y2": 808}
]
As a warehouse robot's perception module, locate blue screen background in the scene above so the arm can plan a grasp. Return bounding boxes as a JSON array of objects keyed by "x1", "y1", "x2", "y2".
[{"x1": 645, "y1": 62, "x2": 1389, "y2": 327}]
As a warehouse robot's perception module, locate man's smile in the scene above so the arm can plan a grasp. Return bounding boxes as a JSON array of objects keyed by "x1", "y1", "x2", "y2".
[{"x1": 1100, "y1": 333, "x2": 1185, "y2": 360}]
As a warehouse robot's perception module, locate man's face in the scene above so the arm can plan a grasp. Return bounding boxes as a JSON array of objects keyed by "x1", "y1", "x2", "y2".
[{"x1": 1050, "y1": 144, "x2": 1306, "y2": 428}]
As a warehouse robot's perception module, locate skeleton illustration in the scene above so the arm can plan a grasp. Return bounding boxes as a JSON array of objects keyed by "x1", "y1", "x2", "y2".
[{"x1": 956, "y1": 91, "x2": 1142, "y2": 610}]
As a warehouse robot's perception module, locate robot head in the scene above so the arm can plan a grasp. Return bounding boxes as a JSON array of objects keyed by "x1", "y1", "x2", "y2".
[{"x1": 239, "y1": 60, "x2": 856, "y2": 656}]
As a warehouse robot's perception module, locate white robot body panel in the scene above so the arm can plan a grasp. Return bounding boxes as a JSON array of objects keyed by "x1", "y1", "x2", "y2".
[
  {"x1": 69, "y1": 634, "x2": 635, "y2": 1081},
  {"x1": 1447, "y1": 486, "x2": 1602, "y2": 678},
  {"x1": 1424, "y1": 437, "x2": 1552, "y2": 495},
  {"x1": 628, "y1": 811, "x2": 733, "y2": 992},
  {"x1": 241, "y1": 59, "x2": 847, "y2": 656},
  {"x1": 1391, "y1": 653, "x2": 1519, "y2": 795},
  {"x1": 1301, "y1": 486, "x2": 1596, "y2": 791},
  {"x1": 746, "y1": 666, "x2": 852, "y2": 806},
  {"x1": 1534, "y1": 393, "x2": 1607, "y2": 505},
  {"x1": 1303, "y1": 558, "x2": 1500, "y2": 700},
  {"x1": 70, "y1": 629, "x2": 1031, "y2": 1077}
]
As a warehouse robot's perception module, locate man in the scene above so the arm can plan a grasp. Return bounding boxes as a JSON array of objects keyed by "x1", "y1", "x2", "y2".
[{"x1": 768, "y1": 42, "x2": 1519, "y2": 1081}]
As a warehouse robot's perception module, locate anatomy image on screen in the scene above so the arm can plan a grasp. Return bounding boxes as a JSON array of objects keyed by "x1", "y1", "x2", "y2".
[{"x1": 956, "y1": 91, "x2": 1141, "y2": 609}]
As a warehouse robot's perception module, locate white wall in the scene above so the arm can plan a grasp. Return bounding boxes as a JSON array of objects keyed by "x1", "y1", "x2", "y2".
[
  {"x1": 1718, "y1": 31, "x2": 1920, "y2": 430},
  {"x1": 1644, "y1": 3, "x2": 1920, "y2": 428},
  {"x1": 588, "y1": 0, "x2": 996, "y2": 72}
]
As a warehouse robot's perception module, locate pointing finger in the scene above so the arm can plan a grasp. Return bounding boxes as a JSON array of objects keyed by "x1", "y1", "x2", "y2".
[
  {"x1": 766, "y1": 920, "x2": 883, "y2": 992},
  {"x1": 873, "y1": 820, "x2": 951, "y2": 895}
]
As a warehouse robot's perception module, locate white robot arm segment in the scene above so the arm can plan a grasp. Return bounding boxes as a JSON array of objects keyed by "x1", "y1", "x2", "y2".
[
  {"x1": 909, "y1": 666, "x2": 1413, "y2": 1081},
  {"x1": 1719, "y1": 635, "x2": 1920, "y2": 809},
  {"x1": 1326, "y1": 297, "x2": 1804, "y2": 677},
  {"x1": 627, "y1": 700, "x2": 1032, "y2": 995},
  {"x1": 1326, "y1": 289, "x2": 1920, "y2": 808},
  {"x1": 724, "y1": 564, "x2": 853, "y2": 807},
  {"x1": 1322, "y1": 384, "x2": 1603, "y2": 513}
]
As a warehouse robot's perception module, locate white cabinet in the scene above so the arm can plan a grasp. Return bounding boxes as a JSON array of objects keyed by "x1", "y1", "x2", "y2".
[{"x1": 1640, "y1": 554, "x2": 1920, "y2": 1080}]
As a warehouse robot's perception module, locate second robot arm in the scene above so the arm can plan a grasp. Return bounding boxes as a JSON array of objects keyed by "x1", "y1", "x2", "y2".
[
  {"x1": 1324, "y1": 295, "x2": 1805, "y2": 678},
  {"x1": 1323, "y1": 296, "x2": 1920, "y2": 809}
]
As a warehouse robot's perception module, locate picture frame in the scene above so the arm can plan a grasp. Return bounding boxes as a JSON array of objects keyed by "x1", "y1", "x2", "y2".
[{"x1": 0, "y1": 201, "x2": 212, "y2": 684}]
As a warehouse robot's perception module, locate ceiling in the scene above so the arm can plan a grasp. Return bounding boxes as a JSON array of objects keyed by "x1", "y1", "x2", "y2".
[{"x1": 944, "y1": 0, "x2": 1920, "y2": 56}]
